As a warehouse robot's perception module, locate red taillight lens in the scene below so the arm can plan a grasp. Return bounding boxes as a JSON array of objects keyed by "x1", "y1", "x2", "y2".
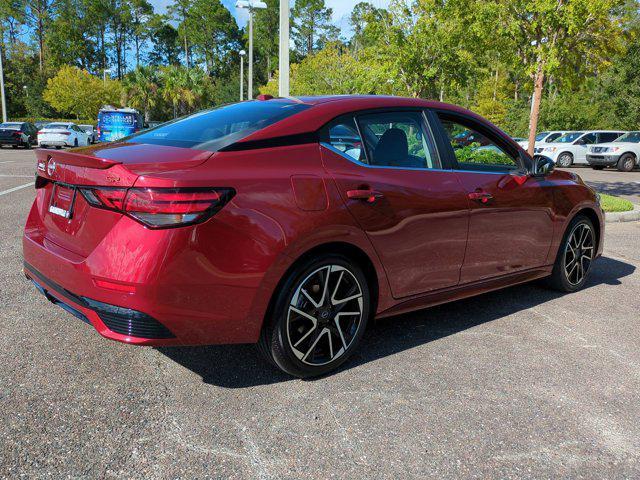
[
  {"x1": 79, "y1": 187, "x2": 234, "y2": 228},
  {"x1": 61, "y1": 131, "x2": 71, "y2": 136},
  {"x1": 81, "y1": 188, "x2": 127, "y2": 210}
]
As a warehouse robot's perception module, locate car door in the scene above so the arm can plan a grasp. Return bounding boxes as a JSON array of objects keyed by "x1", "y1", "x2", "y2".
[
  {"x1": 574, "y1": 133, "x2": 598, "y2": 163},
  {"x1": 320, "y1": 110, "x2": 469, "y2": 299},
  {"x1": 433, "y1": 111, "x2": 555, "y2": 284}
]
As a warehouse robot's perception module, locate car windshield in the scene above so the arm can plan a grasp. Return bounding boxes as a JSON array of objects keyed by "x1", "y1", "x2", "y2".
[
  {"x1": 0, "y1": 123, "x2": 22, "y2": 130},
  {"x1": 535, "y1": 132, "x2": 549, "y2": 141},
  {"x1": 615, "y1": 131, "x2": 640, "y2": 143},
  {"x1": 126, "y1": 101, "x2": 310, "y2": 150},
  {"x1": 45, "y1": 123, "x2": 70, "y2": 130},
  {"x1": 555, "y1": 132, "x2": 584, "y2": 143}
]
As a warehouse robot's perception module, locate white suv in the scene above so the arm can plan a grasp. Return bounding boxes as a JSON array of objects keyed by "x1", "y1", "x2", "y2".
[
  {"x1": 517, "y1": 131, "x2": 571, "y2": 153},
  {"x1": 540, "y1": 130, "x2": 627, "y2": 167},
  {"x1": 586, "y1": 131, "x2": 640, "y2": 172}
]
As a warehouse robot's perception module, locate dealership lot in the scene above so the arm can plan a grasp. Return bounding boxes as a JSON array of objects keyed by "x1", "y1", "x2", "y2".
[{"x1": 1, "y1": 148, "x2": 639, "y2": 478}]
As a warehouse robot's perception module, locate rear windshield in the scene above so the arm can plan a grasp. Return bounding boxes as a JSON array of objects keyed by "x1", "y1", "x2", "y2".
[
  {"x1": 125, "y1": 101, "x2": 311, "y2": 150},
  {"x1": 45, "y1": 123, "x2": 70, "y2": 130},
  {"x1": 0, "y1": 123, "x2": 22, "y2": 130}
]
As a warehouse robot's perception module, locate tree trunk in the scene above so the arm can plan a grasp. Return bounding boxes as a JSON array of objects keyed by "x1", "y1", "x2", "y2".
[
  {"x1": 38, "y1": 17, "x2": 44, "y2": 71},
  {"x1": 527, "y1": 64, "x2": 544, "y2": 157},
  {"x1": 184, "y1": 36, "x2": 189, "y2": 68}
]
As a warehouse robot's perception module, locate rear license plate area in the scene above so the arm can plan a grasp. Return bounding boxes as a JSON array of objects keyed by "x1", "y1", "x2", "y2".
[{"x1": 49, "y1": 184, "x2": 77, "y2": 219}]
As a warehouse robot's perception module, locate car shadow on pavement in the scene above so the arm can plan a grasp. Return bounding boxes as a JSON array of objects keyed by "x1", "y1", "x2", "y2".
[
  {"x1": 585, "y1": 181, "x2": 640, "y2": 199},
  {"x1": 156, "y1": 256, "x2": 634, "y2": 388}
]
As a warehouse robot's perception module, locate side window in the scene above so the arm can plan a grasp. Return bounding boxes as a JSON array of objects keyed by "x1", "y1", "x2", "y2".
[
  {"x1": 325, "y1": 117, "x2": 366, "y2": 163},
  {"x1": 438, "y1": 117, "x2": 518, "y2": 171},
  {"x1": 356, "y1": 112, "x2": 440, "y2": 169},
  {"x1": 580, "y1": 133, "x2": 597, "y2": 145},
  {"x1": 599, "y1": 132, "x2": 622, "y2": 143},
  {"x1": 546, "y1": 133, "x2": 562, "y2": 142}
]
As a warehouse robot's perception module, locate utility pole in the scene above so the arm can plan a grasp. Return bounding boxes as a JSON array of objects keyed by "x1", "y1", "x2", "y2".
[
  {"x1": 279, "y1": 0, "x2": 290, "y2": 97},
  {"x1": 0, "y1": 48, "x2": 7, "y2": 122}
]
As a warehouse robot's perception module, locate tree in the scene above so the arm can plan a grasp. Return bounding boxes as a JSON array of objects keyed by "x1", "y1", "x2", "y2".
[
  {"x1": 160, "y1": 65, "x2": 211, "y2": 118},
  {"x1": 123, "y1": 66, "x2": 158, "y2": 121},
  {"x1": 24, "y1": 0, "x2": 55, "y2": 71},
  {"x1": 148, "y1": 20, "x2": 180, "y2": 66},
  {"x1": 129, "y1": 0, "x2": 154, "y2": 67},
  {"x1": 168, "y1": 0, "x2": 193, "y2": 68},
  {"x1": 43, "y1": 65, "x2": 122, "y2": 119},
  {"x1": 494, "y1": 0, "x2": 626, "y2": 155},
  {"x1": 292, "y1": 0, "x2": 339, "y2": 57},
  {"x1": 182, "y1": 0, "x2": 239, "y2": 75},
  {"x1": 253, "y1": 0, "x2": 280, "y2": 80}
]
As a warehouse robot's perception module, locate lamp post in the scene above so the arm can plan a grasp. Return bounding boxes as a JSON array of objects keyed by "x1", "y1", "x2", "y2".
[
  {"x1": 0, "y1": 49, "x2": 6, "y2": 122},
  {"x1": 279, "y1": 0, "x2": 289, "y2": 97},
  {"x1": 239, "y1": 50, "x2": 246, "y2": 101},
  {"x1": 103, "y1": 68, "x2": 112, "y2": 85},
  {"x1": 236, "y1": 0, "x2": 267, "y2": 100}
]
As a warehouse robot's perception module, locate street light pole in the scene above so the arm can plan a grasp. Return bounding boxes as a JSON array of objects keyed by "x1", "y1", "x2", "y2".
[
  {"x1": 239, "y1": 50, "x2": 246, "y2": 101},
  {"x1": 236, "y1": 1, "x2": 267, "y2": 101},
  {"x1": 0, "y1": 48, "x2": 7, "y2": 122},
  {"x1": 279, "y1": 0, "x2": 290, "y2": 97},
  {"x1": 103, "y1": 69, "x2": 111, "y2": 85},
  {"x1": 248, "y1": 9, "x2": 254, "y2": 99}
]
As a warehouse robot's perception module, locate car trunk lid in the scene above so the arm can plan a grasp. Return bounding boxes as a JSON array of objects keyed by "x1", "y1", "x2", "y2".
[{"x1": 35, "y1": 143, "x2": 213, "y2": 257}]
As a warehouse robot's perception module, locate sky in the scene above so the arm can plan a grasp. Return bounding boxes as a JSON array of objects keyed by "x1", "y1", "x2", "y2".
[{"x1": 149, "y1": 0, "x2": 392, "y2": 38}]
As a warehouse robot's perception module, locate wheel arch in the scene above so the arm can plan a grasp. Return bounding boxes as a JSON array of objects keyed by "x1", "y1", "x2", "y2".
[
  {"x1": 572, "y1": 207, "x2": 602, "y2": 253},
  {"x1": 262, "y1": 241, "x2": 381, "y2": 330}
]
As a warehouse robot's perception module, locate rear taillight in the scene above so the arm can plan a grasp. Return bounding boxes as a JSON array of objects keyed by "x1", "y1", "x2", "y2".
[
  {"x1": 79, "y1": 187, "x2": 235, "y2": 228},
  {"x1": 61, "y1": 131, "x2": 71, "y2": 136},
  {"x1": 13, "y1": 131, "x2": 21, "y2": 137}
]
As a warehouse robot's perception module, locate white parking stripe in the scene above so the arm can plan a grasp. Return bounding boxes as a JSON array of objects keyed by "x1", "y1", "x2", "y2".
[
  {"x1": 0, "y1": 174, "x2": 34, "y2": 178},
  {"x1": 0, "y1": 161, "x2": 15, "y2": 164},
  {"x1": 0, "y1": 183, "x2": 33, "y2": 196}
]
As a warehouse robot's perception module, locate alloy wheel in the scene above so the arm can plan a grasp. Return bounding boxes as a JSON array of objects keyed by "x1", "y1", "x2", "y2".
[
  {"x1": 564, "y1": 223, "x2": 594, "y2": 286},
  {"x1": 286, "y1": 265, "x2": 364, "y2": 366}
]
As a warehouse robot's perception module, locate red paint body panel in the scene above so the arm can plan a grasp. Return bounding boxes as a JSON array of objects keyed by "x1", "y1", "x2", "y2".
[{"x1": 22, "y1": 96, "x2": 604, "y2": 347}]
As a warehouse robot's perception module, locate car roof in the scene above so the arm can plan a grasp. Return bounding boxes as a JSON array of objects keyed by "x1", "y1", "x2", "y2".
[{"x1": 237, "y1": 95, "x2": 495, "y2": 145}]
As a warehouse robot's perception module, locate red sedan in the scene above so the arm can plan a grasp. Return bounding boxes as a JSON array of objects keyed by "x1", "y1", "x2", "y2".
[{"x1": 23, "y1": 96, "x2": 604, "y2": 377}]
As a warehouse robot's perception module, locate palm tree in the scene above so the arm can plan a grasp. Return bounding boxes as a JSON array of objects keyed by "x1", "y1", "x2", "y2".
[
  {"x1": 123, "y1": 66, "x2": 159, "y2": 122},
  {"x1": 160, "y1": 66, "x2": 210, "y2": 118}
]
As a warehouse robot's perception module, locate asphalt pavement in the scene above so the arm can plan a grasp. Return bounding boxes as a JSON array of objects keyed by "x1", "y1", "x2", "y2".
[{"x1": 1, "y1": 148, "x2": 639, "y2": 479}]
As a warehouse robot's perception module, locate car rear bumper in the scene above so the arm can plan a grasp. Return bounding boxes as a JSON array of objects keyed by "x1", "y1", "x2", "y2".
[
  {"x1": 0, "y1": 138, "x2": 23, "y2": 145},
  {"x1": 22, "y1": 202, "x2": 269, "y2": 346},
  {"x1": 38, "y1": 140, "x2": 70, "y2": 147},
  {"x1": 586, "y1": 154, "x2": 619, "y2": 166}
]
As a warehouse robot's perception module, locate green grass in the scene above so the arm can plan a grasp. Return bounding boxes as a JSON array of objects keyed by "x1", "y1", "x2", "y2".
[{"x1": 600, "y1": 193, "x2": 635, "y2": 213}]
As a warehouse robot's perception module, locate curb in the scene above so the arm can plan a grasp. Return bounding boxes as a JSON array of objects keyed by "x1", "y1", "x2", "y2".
[{"x1": 605, "y1": 204, "x2": 640, "y2": 223}]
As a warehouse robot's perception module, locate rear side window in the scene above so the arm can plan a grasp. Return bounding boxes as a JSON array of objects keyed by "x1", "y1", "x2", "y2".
[
  {"x1": 357, "y1": 112, "x2": 440, "y2": 169},
  {"x1": 126, "y1": 101, "x2": 310, "y2": 150},
  {"x1": 546, "y1": 132, "x2": 563, "y2": 142},
  {"x1": 599, "y1": 132, "x2": 623, "y2": 143}
]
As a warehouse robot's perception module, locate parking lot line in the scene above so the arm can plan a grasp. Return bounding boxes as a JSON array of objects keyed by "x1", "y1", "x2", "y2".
[
  {"x1": 0, "y1": 183, "x2": 33, "y2": 196},
  {"x1": 0, "y1": 175, "x2": 34, "y2": 178},
  {"x1": 0, "y1": 161, "x2": 15, "y2": 164}
]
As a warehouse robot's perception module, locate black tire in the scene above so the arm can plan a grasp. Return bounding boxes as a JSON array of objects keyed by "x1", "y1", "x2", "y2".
[
  {"x1": 55, "y1": 146, "x2": 61, "y2": 149},
  {"x1": 258, "y1": 254, "x2": 371, "y2": 378},
  {"x1": 617, "y1": 153, "x2": 635, "y2": 172},
  {"x1": 591, "y1": 166, "x2": 605, "y2": 170},
  {"x1": 546, "y1": 215, "x2": 596, "y2": 292},
  {"x1": 557, "y1": 152, "x2": 573, "y2": 167},
  {"x1": 11, "y1": 145, "x2": 18, "y2": 149},
  {"x1": 23, "y1": 137, "x2": 31, "y2": 149},
  {"x1": 73, "y1": 138, "x2": 78, "y2": 147},
  {"x1": 40, "y1": 144, "x2": 47, "y2": 149}
]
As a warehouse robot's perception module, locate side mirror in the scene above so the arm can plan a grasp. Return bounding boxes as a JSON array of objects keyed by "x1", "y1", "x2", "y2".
[{"x1": 532, "y1": 155, "x2": 555, "y2": 176}]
